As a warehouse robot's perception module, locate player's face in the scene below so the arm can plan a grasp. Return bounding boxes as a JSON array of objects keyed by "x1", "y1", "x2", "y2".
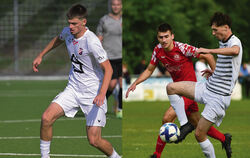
[
  {"x1": 111, "y1": 0, "x2": 122, "y2": 15},
  {"x1": 157, "y1": 31, "x2": 174, "y2": 51},
  {"x1": 211, "y1": 24, "x2": 228, "y2": 41},
  {"x1": 68, "y1": 17, "x2": 87, "y2": 38}
]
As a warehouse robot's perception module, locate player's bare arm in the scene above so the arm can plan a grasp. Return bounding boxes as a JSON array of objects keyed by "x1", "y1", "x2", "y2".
[
  {"x1": 125, "y1": 63, "x2": 156, "y2": 98},
  {"x1": 198, "y1": 53, "x2": 216, "y2": 79},
  {"x1": 93, "y1": 60, "x2": 113, "y2": 106},
  {"x1": 97, "y1": 35, "x2": 103, "y2": 42},
  {"x1": 32, "y1": 36, "x2": 64, "y2": 72},
  {"x1": 197, "y1": 45, "x2": 240, "y2": 56}
]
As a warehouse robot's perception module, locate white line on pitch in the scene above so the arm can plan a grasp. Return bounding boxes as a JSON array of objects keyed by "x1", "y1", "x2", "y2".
[
  {"x1": 0, "y1": 118, "x2": 85, "y2": 123},
  {"x1": 0, "y1": 135, "x2": 122, "y2": 140},
  {"x1": 0, "y1": 153, "x2": 107, "y2": 157}
]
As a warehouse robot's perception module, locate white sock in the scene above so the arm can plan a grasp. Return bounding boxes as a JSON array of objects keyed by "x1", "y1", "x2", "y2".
[
  {"x1": 109, "y1": 148, "x2": 121, "y2": 158},
  {"x1": 168, "y1": 94, "x2": 188, "y2": 126},
  {"x1": 199, "y1": 139, "x2": 216, "y2": 158},
  {"x1": 40, "y1": 139, "x2": 51, "y2": 158}
]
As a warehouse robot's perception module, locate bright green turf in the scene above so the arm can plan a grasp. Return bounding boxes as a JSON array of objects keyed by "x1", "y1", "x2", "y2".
[
  {"x1": 123, "y1": 100, "x2": 250, "y2": 158},
  {"x1": 0, "y1": 80, "x2": 122, "y2": 158}
]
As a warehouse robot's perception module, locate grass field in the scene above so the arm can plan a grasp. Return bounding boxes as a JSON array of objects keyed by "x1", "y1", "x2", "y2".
[
  {"x1": 123, "y1": 100, "x2": 250, "y2": 158},
  {"x1": 0, "y1": 80, "x2": 122, "y2": 158}
]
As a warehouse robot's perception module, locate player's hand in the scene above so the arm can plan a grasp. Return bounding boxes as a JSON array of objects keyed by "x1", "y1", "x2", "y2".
[
  {"x1": 32, "y1": 55, "x2": 43, "y2": 72},
  {"x1": 195, "y1": 48, "x2": 210, "y2": 56},
  {"x1": 201, "y1": 69, "x2": 213, "y2": 80},
  {"x1": 93, "y1": 93, "x2": 105, "y2": 106},
  {"x1": 125, "y1": 83, "x2": 136, "y2": 98}
]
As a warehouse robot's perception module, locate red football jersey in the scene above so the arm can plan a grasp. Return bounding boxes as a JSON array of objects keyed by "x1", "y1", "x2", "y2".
[{"x1": 150, "y1": 41, "x2": 199, "y2": 82}]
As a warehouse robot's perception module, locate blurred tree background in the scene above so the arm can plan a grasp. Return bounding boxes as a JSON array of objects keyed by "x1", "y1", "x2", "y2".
[{"x1": 123, "y1": 0, "x2": 250, "y2": 74}]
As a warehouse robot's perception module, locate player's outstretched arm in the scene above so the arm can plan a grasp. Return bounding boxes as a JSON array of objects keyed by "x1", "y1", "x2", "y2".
[
  {"x1": 125, "y1": 64, "x2": 156, "y2": 98},
  {"x1": 93, "y1": 60, "x2": 113, "y2": 106},
  {"x1": 196, "y1": 46, "x2": 240, "y2": 56},
  {"x1": 32, "y1": 36, "x2": 63, "y2": 72}
]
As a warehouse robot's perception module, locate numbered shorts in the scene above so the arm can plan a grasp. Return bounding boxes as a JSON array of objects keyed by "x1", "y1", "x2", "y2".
[
  {"x1": 183, "y1": 97, "x2": 199, "y2": 116},
  {"x1": 194, "y1": 82, "x2": 231, "y2": 126},
  {"x1": 52, "y1": 87, "x2": 107, "y2": 127}
]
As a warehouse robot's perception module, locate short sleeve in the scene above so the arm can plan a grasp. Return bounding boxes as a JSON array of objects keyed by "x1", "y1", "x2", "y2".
[
  {"x1": 88, "y1": 34, "x2": 108, "y2": 63},
  {"x1": 176, "y1": 41, "x2": 199, "y2": 58},
  {"x1": 59, "y1": 27, "x2": 70, "y2": 41},
  {"x1": 150, "y1": 46, "x2": 159, "y2": 65}
]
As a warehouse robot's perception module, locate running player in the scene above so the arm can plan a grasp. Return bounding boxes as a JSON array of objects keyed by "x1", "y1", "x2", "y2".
[
  {"x1": 167, "y1": 12, "x2": 242, "y2": 158},
  {"x1": 32, "y1": 4, "x2": 121, "y2": 158},
  {"x1": 125, "y1": 23, "x2": 231, "y2": 158}
]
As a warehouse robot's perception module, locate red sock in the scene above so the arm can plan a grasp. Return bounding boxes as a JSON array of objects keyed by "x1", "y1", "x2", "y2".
[
  {"x1": 153, "y1": 135, "x2": 166, "y2": 157},
  {"x1": 207, "y1": 126, "x2": 225, "y2": 142}
]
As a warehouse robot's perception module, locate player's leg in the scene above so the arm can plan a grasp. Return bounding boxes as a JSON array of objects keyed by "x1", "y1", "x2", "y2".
[
  {"x1": 86, "y1": 126, "x2": 120, "y2": 158},
  {"x1": 151, "y1": 107, "x2": 176, "y2": 158},
  {"x1": 116, "y1": 76, "x2": 123, "y2": 118},
  {"x1": 195, "y1": 117, "x2": 216, "y2": 158},
  {"x1": 166, "y1": 81, "x2": 196, "y2": 142},
  {"x1": 40, "y1": 102, "x2": 64, "y2": 158}
]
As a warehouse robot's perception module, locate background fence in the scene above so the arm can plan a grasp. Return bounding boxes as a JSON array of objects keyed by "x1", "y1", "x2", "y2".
[{"x1": 0, "y1": 0, "x2": 108, "y2": 76}]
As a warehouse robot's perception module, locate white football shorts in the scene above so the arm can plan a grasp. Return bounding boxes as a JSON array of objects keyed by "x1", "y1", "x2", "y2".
[
  {"x1": 52, "y1": 87, "x2": 107, "y2": 127},
  {"x1": 194, "y1": 82, "x2": 231, "y2": 126}
]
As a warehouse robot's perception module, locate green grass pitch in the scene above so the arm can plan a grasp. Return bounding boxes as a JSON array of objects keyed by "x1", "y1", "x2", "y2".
[
  {"x1": 123, "y1": 100, "x2": 250, "y2": 158},
  {"x1": 0, "y1": 80, "x2": 122, "y2": 158}
]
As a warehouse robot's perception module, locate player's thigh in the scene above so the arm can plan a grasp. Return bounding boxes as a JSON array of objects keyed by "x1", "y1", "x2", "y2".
[
  {"x1": 167, "y1": 81, "x2": 196, "y2": 99},
  {"x1": 162, "y1": 106, "x2": 176, "y2": 123},
  {"x1": 42, "y1": 102, "x2": 64, "y2": 123}
]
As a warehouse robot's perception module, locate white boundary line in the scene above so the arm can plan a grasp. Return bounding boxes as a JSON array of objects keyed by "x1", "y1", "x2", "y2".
[
  {"x1": 0, "y1": 135, "x2": 122, "y2": 140},
  {"x1": 0, "y1": 118, "x2": 85, "y2": 123},
  {"x1": 0, "y1": 76, "x2": 68, "y2": 80},
  {"x1": 0, "y1": 153, "x2": 107, "y2": 157}
]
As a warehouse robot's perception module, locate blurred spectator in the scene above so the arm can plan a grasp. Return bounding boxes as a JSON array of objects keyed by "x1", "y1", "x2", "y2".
[
  {"x1": 239, "y1": 62, "x2": 250, "y2": 97},
  {"x1": 134, "y1": 59, "x2": 147, "y2": 74},
  {"x1": 123, "y1": 63, "x2": 131, "y2": 84}
]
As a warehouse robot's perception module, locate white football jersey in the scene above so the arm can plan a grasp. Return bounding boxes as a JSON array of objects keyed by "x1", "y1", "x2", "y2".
[
  {"x1": 59, "y1": 27, "x2": 108, "y2": 104},
  {"x1": 206, "y1": 35, "x2": 243, "y2": 96}
]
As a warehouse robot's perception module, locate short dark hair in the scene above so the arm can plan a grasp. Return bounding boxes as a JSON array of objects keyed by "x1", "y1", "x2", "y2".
[
  {"x1": 210, "y1": 12, "x2": 232, "y2": 28},
  {"x1": 157, "y1": 23, "x2": 172, "y2": 33},
  {"x1": 67, "y1": 4, "x2": 87, "y2": 20}
]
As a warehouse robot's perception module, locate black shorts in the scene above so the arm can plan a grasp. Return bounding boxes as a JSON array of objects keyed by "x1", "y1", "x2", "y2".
[{"x1": 110, "y1": 59, "x2": 122, "y2": 79}]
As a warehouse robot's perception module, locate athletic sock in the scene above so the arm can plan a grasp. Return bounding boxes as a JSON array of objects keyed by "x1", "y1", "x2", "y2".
[
  {"x1": 199, "y1": 139, "x2": 215, "y2": 158},
  {"x1": 154, "y1": 135, "x2": 166, "y2": 157},
  {"x1": 109, "y1": 148, "x2": 121, "y2": 158},
  {"x1": 168, "y1": 95, "x2": 188, "y2": 126},
  {"x1": 207, "y1": 126, "x2": 225, "y2": 142},
  {"x1": 40, "y1": 139, "x2": 51, "y2": 158}
]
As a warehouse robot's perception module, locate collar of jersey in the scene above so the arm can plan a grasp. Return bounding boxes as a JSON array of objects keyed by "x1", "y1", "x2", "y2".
[{"x1": 74, "y1": 29, "x2": 89, "y2": 41}]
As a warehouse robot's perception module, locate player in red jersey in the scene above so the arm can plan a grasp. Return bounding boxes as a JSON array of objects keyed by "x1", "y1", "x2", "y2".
[{"x1": 125, "y1": 23, "x2": 231, "y2": 158}]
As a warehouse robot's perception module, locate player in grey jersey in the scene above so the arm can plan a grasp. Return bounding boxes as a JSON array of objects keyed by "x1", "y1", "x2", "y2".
[
  {"x1": 32, "y1": 4, "x2": 121, "y2": 158},
  {"x1": 166, "y1": 12, "x2": 242, "y2": 158}
]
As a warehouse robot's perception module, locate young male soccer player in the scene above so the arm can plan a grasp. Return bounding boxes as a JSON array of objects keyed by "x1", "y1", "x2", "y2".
[
  {"x1": 32, "y1": 4, "x2": 121, "y2": 158},
  {"x1": 167, "y1": 12, "x2": 242, "y2": 158},
  {"x1": 96, "y1": 0, "x2": 122, "y2": 118},
  {"x1": 125, "y1": 23, "x2": 231, "y2": 158}
]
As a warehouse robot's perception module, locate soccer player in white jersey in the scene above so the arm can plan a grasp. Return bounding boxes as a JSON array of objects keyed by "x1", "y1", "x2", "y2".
[
  {"x1": 32, "y1": 4, "x2": 121, "y2": 158},
  {"x1": 166, "y1": 12, "x2": 242, "y2": 158}
]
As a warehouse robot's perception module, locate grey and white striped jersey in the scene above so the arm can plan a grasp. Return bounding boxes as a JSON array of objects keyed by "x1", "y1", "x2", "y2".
[{"x1": 206, "y1": 35, "x2": 243, "y2": 96}]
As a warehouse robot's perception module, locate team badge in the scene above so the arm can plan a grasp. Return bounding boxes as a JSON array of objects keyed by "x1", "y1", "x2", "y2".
[
  {"x1": 174, "y1": 54, "x2": 180, "y2": 61},
  {"x1": 78, "y1": 48, "x2": 83, "y2": 55}
]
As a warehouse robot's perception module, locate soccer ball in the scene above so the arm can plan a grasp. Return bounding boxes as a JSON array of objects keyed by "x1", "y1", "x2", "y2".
[{"x1": 159, "y1": 123, "x2": 180, "y2": 143}]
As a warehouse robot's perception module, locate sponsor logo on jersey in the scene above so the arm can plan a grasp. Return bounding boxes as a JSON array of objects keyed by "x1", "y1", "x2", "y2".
[
  {"x1": 161, "y1": 56, "x2": 165, "y2": 58},
  {"x1": 73, "y1": 39, "x2": 78, "y2": 45},
  {"x1": 173, "y1": 54, "x2": 181, "y2": 61}
]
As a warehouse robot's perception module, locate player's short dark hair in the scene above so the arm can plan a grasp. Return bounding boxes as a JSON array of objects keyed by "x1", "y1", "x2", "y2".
[
  {"x1": 210, "y1": 12, "x2": 232, "y2": 28},
  {"x1": 67, "y1": 4, "x2": 87, "y2": 20},
  {"x1": 157, "y1": 23, "x2": 172, "y2": 33}
]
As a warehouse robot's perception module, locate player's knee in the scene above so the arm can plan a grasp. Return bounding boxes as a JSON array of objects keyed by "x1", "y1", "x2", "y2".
[
  {"x1": 195, "y1": 129, "x2": 205, "y2": 142},
  {"x1": 41, "y1": 113, "x2": 53, "y2": 126},
  {"x1": 88, "y1": 136, "x2": 100, "y2": 148},
  {"x1": 166, "y1": 83, "x2": 176, "y2": 94},
  {"x1": 162, "y1": 115, "x2": 174, "y2": 124}
]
